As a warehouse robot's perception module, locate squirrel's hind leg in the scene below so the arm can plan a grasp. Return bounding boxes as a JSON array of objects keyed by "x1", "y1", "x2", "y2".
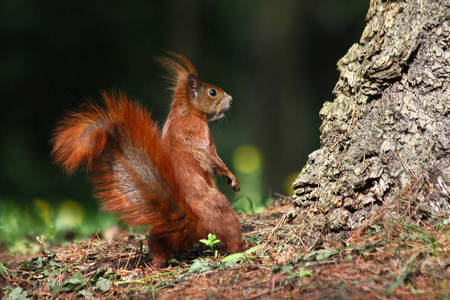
[{"x1": 147, "y1": 233, "x2": 170, "y2": 268}]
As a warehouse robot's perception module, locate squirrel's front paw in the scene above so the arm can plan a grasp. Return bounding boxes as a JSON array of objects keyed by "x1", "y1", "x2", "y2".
[{"x1": 227, "y1": 176, "x2": 240, "y2": 192}]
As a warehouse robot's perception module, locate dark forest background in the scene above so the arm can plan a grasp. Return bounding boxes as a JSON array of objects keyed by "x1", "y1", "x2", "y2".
[{"x1": 0, "y1": 1, "x2": 367, "y2": 222}]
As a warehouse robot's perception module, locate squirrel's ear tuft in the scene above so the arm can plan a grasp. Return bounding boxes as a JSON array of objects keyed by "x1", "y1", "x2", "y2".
[
  {"x1": 156, "y1": 52, "x2": 197, "y2": 90},
  {"x1": 187, "y1": 73, "x2": 199, "y2": 98}
]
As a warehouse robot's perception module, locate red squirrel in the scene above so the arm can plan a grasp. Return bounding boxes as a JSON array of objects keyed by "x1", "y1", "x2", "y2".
[{"x1": 52, "y1": 53, "x2": 243, "y2": 267}]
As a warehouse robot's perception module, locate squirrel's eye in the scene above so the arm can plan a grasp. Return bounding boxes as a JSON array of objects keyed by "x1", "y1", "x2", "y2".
[{"x1": 209, "y1": 89, "x2": 217, "y2": 97}]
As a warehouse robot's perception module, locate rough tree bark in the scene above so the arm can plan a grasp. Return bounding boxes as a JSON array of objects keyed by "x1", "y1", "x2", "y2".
[{"x1": 282, "y1": 0, "x2": 450, "y2": 248}]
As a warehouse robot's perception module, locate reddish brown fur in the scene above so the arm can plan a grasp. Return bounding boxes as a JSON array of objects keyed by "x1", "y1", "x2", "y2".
[{"x1": 52, "y1": 53, "x2": 242, "y2": 267}]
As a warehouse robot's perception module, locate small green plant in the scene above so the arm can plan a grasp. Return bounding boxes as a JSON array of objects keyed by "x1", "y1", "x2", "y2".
[
  {"x1": 221, "y1": 245, "x2": 262, "y2": 264},
  {"x1": 286, "y1": 268, "x2": 314, "y2": 286},
  {"x1": 199, "y1": 233, "x2": 220, "y2": 258},
  {"x1": 184, "y1": 245, "x2": 263, "y2": 276},
  {"x1": 232, "y1": 196, "x2": 257, "y2": 214},
  {"x1": 0, "y1": 262, "x2": 7, "y2": 276}
]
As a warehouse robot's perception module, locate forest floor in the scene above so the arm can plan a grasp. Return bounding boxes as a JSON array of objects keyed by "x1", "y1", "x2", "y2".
[{"x1": 1, "y1": 197, "x2": 449, "y2": 299}]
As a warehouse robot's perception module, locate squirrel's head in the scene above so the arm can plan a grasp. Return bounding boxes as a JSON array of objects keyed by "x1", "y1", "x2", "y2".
[
  {"x1": 185, "y1": 73, "x2": 232, "y2": 121},
  {"x1": 157, "y1": 52, "x2": 233, "y2": 121}
]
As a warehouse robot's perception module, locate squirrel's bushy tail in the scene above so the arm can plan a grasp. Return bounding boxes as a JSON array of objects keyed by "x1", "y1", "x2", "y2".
[{"x1": 52, "y1": 92, "x2": 196, "y2": 232}]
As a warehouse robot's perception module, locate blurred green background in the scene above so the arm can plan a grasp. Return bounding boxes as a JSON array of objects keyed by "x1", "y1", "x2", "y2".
[{"x1": 0, "y1": 0, "x2": 368, "y2": 252}]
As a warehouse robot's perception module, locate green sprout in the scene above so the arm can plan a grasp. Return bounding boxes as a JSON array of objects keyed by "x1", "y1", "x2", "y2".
[{"x1": 199, "y1": 233, "x2": 221, "y2": 258}]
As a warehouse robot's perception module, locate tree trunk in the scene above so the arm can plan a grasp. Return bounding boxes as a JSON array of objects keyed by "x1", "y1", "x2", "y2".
[{"x1": 283, "y1": 0, "x2": 450, "y2": 248}]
